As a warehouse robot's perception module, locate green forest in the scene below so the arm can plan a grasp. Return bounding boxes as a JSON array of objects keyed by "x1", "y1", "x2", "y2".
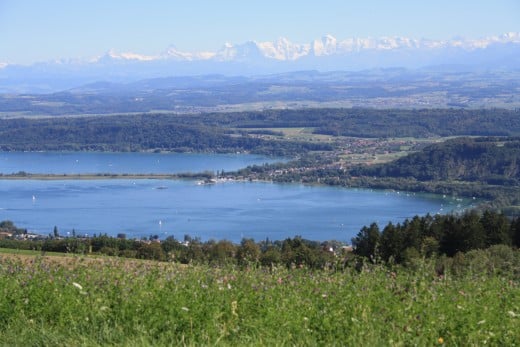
[
  {"x1": 199, "y1": 108, "x2": 520, "y2": 137},
  {"x1": 351, "y1": 137, "x2": 520, "y2": 184},
  {"x1": 1, "y1": 108, "x2": 520, "y2": 153},
  {"x1": 0, "y1": 115, "x2": 331, "y2": 155}
]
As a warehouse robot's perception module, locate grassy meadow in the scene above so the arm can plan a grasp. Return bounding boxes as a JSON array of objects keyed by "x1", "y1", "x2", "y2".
[{"x1": 0, "y1": 251, "x2": 518, "y2": 346}]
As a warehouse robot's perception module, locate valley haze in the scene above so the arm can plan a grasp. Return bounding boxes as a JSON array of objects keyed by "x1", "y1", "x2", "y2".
[{"x1": 1, "y1": 33, "x2": 520, "y2": 94}]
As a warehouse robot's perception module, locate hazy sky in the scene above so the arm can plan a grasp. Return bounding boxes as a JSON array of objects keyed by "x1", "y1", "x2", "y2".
[{"x1": 1, "y1": 0, "x2": 519, "y2": 64}]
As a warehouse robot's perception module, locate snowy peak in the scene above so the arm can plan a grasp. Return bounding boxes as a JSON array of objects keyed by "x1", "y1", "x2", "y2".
[
  {"x1": 256, "y1": 37, "x2": 310, "y2": 60},
  {"x1": 162, "y1": 46, "x2": 215, "y2": 61},
  {"x1": 311, "y1": 35, "x2": 338, "y2": 56},
  {"x1": 214, "y1": 41, "x2": 264, "y2": 62},
  {"x1": 96, "y1": 49, "x2": 157, "y2": 63},
  {"x1": 35, "y1": 33, "x2": 520, "y2": 66}
]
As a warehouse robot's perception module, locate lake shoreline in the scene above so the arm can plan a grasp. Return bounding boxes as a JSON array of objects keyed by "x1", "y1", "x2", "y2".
[{"x1": 0, "y1": 173, "x2": 187, "y2": 180}]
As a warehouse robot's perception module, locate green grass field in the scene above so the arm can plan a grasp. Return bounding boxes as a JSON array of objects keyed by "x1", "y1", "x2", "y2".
[{"x1": 0, "y1": 251, "x2": 518, "y2": 346}]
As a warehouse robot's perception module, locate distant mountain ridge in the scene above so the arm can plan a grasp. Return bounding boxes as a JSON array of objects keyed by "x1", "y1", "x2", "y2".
[
  {"x1": 1, "y1": 33, "x2": 519, "y2": 93},
  {"x1": 85, "y1": 32, "x2": 520, "y2": 63}
]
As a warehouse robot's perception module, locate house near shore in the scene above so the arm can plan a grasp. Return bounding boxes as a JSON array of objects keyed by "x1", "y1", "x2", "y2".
[{"x1": 0, "y1": 231, "x2": 13, "y2": 239}]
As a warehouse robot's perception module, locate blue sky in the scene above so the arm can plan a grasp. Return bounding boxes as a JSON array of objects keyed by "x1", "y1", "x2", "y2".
[{"x1": 1, "y1": 0, "x2": 519, "y2": 64}]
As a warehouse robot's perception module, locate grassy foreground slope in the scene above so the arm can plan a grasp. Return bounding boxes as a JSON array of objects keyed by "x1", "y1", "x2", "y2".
[{"x1": 0, "y1": 252, "x2": 518, "y2": 346}]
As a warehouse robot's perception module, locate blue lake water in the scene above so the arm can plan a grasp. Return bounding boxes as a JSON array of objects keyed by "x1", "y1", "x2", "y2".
[
  {"x1": 0, "y1": 152, "x2": 473, "y2": 242},
  {"x1": 0, "y1": 152, "x2": 280, "y2": 175}
]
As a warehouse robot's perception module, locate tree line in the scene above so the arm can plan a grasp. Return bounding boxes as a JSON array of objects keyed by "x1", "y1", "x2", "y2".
[
  {"x1": 352, "y1": 211, "x2": 520, "y2": 263},
  {"x1": 1, "y1": 210, "x2": 518, "y2": 270}
]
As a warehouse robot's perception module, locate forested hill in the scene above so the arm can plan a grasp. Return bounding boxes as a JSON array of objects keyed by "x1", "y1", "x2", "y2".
[
  {"x1": 188, "y1": 108, "x2": 520, "y2": 137},
  {"x1": 352, "y1": 137, "x2": 520, "y2": 185},
  {"x1": 0, "y1": 116, "x2": 331, "y2": 155}
]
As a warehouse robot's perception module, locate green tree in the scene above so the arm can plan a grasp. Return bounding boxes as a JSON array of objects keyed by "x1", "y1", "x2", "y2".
[
  {"x1": 460, "y1": 211, "x2": 486, "y2": 250},
  {"x1": 136, "y1": 242, "x2": 165, "y2": 261},
  {"x1": 209, "y1": 240, "x2": 236, "y2": 265},
  {"x1": 481, "y1": 211, "x2": 512, "y2": 246},
  {"x1": 236, "y1": 238, "x2": 260, "y2": 266},
  {"x1": 513, "y1": 217, "x2": 520, "y2": 248},
  {"x1": 380, "y1": 222, "x2": 403, "y2": 262},
  {"x1": 260, "y1": 246, "x2": 281, "y2": 268},
  {"x1": 439, "y1": 215, "x2": 467, "y2": 256},
  {"x1": 352, "y1": 223, "x2": 380, "y2": 260}
]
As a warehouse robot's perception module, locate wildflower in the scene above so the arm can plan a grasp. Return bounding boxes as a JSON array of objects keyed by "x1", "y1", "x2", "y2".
[{"x1": 438, "y1": 337, "x2": 444, "y2": 344}]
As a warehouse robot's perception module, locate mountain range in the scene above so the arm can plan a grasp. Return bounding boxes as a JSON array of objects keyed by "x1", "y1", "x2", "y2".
[
  {"x1": 1, "y1": 33, "x2": 520, "y2": 93},
  {"x1": 100, "y1": 32, "x2": 520, "y2": 62}
]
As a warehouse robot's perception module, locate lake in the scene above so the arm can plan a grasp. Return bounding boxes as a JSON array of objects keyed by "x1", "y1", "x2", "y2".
[
  {"x1": 0, "y1": 151, "x2": 280, "y2": 175},
  {"x1": 0, "y1": 152, "x2": 472, "y2": 242}
]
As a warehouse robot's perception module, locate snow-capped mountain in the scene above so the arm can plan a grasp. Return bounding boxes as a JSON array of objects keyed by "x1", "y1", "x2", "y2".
[
  {"x1": 162, "y1": 46, "x2": 215, "y2": 61},
  {"x1": 256, "y1": 37, "x2": 311, "y2": 60},
  {"x1": 91, "y1": 32, "x2": 520, "y2": 63},
  {"x1": 99, "y1": 49, "x2": 156, "y2": 62},
  {"x1": 1, "y1": 33, "x2": 519, "y2": 93}
]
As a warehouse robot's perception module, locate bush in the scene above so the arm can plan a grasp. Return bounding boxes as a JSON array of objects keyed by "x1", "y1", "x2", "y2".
[
  {"x1": 486, "y1": 244, "x2": 518, "y2": 276},
  {"x1": 99, "y1": 247, "x2": 119, "y2": 256},
  {"x1": 136, "y1": 242, "x2": 166, "y2": 261},
  {"x1": 119, "y1": 249, "x2": 138, "y2": 258}
]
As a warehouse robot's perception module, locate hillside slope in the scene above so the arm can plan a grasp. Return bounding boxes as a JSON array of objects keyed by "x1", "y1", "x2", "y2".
[{"x1": 353, "y1": 137, "x2": 520, "y2": 185}]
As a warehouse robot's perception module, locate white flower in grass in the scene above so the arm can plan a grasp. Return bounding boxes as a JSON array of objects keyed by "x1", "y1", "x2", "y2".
[
  {"x1": 181, "y1": 307, "x2": 189, "y2": 312},
  {"x1": 72, "y1": 282, "x2": 87, "y2": 295}
]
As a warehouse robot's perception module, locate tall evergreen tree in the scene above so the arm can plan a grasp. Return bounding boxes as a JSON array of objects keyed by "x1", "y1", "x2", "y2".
[{"x1": 352, "y1": 223, "x2": 380, "y2": 259}]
